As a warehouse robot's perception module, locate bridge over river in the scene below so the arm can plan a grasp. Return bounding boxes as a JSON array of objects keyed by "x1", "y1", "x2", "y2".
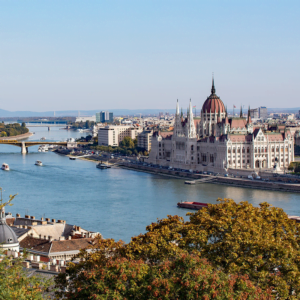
[{"x1": 0, "y1": 140, "x2": 90, "y2": 154}]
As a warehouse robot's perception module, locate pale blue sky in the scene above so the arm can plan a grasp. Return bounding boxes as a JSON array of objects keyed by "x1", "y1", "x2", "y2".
[{"x1": 0, "y1": 1, "x2": 299, "y2": 111}]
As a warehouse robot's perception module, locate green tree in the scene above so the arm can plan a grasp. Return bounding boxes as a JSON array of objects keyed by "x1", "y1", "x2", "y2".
[
  {"x1": 120, "y1": 137, "x2": 134, "y2": 148},
  {"x1": 0, "y1": 252, "x2": 52, "y2": 299},
  {"x1": 183, "y1": 199, "x2": 300, "y2": 298},
  {"x1": 55, "y1": 199, "x2": 300, "y2": 299},
  {"x1": 0, "y1": 192, "x2": 52, "y2": 299},
  {"x1": 0, "y1": 131, "x2": 7, "y2": 137}
]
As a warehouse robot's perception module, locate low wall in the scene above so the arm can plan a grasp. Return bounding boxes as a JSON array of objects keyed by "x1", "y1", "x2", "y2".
[
  {"x1": 0, "y1": 132, "x2": 33, "y2": 140},
  {"x1": 119, "y1": 163, "x2": 300, "y2": 193}
]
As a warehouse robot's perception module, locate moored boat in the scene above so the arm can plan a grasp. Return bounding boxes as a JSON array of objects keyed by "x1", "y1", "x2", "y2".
[
  {"x1": 177, "y1": 201, "x2": 208, "y2": 210},
  {"x1": 1, "y1": 163, "x2": 10, "y2": 171},
  {"x1": 96, "y1": 163, "x2": 111, "y2": 169},
  {"x1": 35, "y1": 160, "x2": 43, "y2": 166}
]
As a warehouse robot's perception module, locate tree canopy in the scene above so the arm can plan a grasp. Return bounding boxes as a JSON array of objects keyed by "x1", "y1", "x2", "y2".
[
  {"x1": 0, "y1": 123, "x2": 29, "y2": 137},
  {"x1": 55, "y1": 199, "x2": 300, "y2": 299}
]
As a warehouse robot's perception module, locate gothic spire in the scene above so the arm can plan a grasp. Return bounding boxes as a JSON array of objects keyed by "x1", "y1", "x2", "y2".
[
  {"x1": 240, "y1": 105, "x2": 243, "y2": 118},
  {"x1": 176, "y1": 99, "x2": 179, "y2": 115},
  {"x1": 211, "y1": 75, "x2": 216, "y2": 94}
]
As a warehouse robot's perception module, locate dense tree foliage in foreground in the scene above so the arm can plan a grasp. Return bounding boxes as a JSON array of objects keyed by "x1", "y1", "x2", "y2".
[
  {"x1": 0, "y1": 253, "x2": 52, "y2": 300},
  {"x1": 56, "y1": 199, "x2": 300, "y2": 299}
]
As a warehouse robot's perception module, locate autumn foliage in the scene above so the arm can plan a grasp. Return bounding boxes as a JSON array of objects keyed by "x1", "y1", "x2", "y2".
[{"x1": 55, "y1": 199, "x2": 300, "y2": 299}]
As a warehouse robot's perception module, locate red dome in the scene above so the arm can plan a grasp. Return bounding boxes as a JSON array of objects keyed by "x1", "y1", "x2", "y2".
[{"x1": 202, "y1": 80, "x2": 225, "y2": 113}]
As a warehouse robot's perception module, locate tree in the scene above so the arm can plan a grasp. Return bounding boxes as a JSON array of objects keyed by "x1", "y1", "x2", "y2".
[
  {"x1": 55, "y1": 199, "x2": 300, "y2": 298},
  {"x1": 21, "y1": 122, "x2": 26, "y2": 128},
  {"x1": 0, "y1": 131, "x2": 7, "y2": 137},
  {"x1": 0, "y1": 193, "x2": 52, "y2": 299},
  {"x1": 120, "y1": 137, "x2": 134, "y2": 148},
  {"x1": 183, "y1": 199, "x2": 300, "y2": 298},
  {"x1": 0, "y1": 252, "x2": 52, "y2": 299}
]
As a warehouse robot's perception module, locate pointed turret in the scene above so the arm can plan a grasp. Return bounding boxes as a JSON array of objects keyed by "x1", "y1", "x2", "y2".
[
  {"x1": 247, "y1": 105, "x2": 252, "y2": 124},
  {"x1": 240, "y1": 106, "x2": 243, "y2": 118},
  {"x1": 176, "y1": 99, "x2": 179, "y2": 115},
  {"x1": 187, "y1": 99, "x2": 196, "y2": 138}
]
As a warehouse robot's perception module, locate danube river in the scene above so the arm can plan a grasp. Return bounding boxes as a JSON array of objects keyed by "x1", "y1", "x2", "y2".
[{"x1": 1, "y1": 127, "x2": 300, "y2": 242}]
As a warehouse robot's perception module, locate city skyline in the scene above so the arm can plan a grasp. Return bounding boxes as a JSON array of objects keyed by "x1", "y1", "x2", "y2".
[{"x1": 0, "y1": 1, "x2": 299, "y2": 111}]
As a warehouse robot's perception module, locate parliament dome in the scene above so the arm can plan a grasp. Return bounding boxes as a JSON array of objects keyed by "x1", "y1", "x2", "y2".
[{"x1": 202, "y1": 79, "x2": 225, "y2": 113}]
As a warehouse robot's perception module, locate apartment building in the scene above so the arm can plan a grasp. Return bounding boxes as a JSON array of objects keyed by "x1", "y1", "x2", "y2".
[
  {"x1": 98, "y1": 125, "x2": 143, "y2": 146},
  {"x1": 137, "y1": 130, "x2": 153, "y2": 151}
]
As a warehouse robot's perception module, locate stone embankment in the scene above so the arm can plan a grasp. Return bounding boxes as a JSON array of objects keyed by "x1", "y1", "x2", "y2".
[
  {"x1": 119, "y1": 162, "x2": 300, "y2": 193},
  {"x1": 0, "y1": 132, "x2": 33, "y2": 140}
]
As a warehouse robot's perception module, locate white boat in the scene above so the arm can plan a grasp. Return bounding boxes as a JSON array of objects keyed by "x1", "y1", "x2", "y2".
[
  {"x1": 38, "y1": 145, "x2": 49, "y2": 152},
  {"x1": 48, "y1": 144, "x2": 54, "y2": 149},
  {"x1": 1, "y1": 163, "x2": 9, "y2": 171},
  {"x1": 40, "y1": 137, "x2": 46, "y2": 140},
  {"x1": 35, "y1": 160, "x2": 43, "y2": 166}
]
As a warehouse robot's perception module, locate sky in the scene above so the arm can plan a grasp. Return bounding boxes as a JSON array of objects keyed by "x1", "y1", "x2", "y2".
[{"x1": 0, "y1": 0, "x2": 299, "y2": 112}]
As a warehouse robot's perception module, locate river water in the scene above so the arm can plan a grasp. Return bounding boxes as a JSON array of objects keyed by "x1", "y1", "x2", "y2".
[{"x1": 1, "y1": 127, "x2": 300, "y2": 242}]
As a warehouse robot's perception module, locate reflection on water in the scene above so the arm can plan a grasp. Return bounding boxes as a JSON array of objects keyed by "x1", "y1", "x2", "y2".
[{"x1": 0, "y1": 127, "x2": 300, "y2": 242}]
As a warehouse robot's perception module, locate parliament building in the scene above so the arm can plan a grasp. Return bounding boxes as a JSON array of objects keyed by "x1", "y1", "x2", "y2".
[{"x1": 148, "y1": 80, "x2": 294, "y2": 174}]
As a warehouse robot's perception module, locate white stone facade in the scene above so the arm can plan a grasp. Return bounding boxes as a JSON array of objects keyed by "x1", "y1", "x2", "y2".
[{"x1": 148, "y1": 82, "x2": 294, "y2": 174}]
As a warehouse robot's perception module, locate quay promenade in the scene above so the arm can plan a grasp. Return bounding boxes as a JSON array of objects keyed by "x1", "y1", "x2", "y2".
[{"x1": 118, "y1": 162, "x2": 300, "y2": 193}]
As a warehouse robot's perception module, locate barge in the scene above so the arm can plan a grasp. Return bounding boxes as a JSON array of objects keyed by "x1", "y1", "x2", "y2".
[{"x1": 177, "y1": 201, "x2": 208, "y2": 210}]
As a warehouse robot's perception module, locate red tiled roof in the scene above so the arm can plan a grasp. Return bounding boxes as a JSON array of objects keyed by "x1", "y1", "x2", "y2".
[
  {"x1": 50, "y1": 238, "x2": 93, "y2": 253},
  {"x1": 266, "y1": 133, "x2": 284, "y2": 141},
  {"x1": 228, "y1": 134, "x2": 252, "y2": 142},
  {"x1": 20, "y1": 236, "x2": 51, "y2": 253},
  {"x1": 229, "y1": 118, "x2": 247, "y2": 129}
]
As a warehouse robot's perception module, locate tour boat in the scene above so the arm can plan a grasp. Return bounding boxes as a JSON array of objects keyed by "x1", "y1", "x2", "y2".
[
  {"x1": 1, "y1": 163, "x2": 10, "y2": 171},
  {"x1": 38, "y1": 145, "x2": 48, "y2": 152},
  {"x1": 96, "y1": 163, "x2": 111, "y2": 169},
  {"x1": 177, "y1": 201, "x2": 208, "y2": 210},
  {"x1": 35, "y1": 160, "x2": 43, "y2": 166}
]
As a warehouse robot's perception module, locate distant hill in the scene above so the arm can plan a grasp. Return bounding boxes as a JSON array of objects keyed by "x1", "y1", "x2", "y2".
[
  {"x1": 0, "y1": 107, "x2": 299, "y2": 118},
  {"x1": 0, "y1": 109, "x2": 177, "y2": 118}
]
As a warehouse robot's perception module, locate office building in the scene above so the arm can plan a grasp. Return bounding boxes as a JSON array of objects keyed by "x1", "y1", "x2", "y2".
[
  {"x1": 96, "y1": 111, "x2": 114, "y2": 123},
  {"x1": 98, "y1": 125, "x2": 143, "y2": 146}
]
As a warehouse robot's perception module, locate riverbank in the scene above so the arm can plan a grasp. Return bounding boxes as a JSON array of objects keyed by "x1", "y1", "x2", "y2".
[
  {"x1": 0, "y1": 132, "x2": 33, "y2": 140},
  {"x1": 118, "y1": 163, "x2": 300, "y2": 193},
  {"x1": 56, "y1": 151, "x2": 300, "y2": 193}
]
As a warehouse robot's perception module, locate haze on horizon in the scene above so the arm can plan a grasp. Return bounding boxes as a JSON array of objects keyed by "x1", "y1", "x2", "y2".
[{"x1": 0, "y1": 0, "x2": 299, "y2": 112}]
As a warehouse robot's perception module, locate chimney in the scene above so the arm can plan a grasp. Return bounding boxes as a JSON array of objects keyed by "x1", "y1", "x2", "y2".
[
  {"x1": 48, "y1": 236, "x2": 52, "y2": 241},
  {"x1": 45, "y1": 218, "x2": 50, "y2": 222},
  {"x1": 25, "y1": 215, "x2": 30, "y2": 219},
  {"x1": 31, "y1": 216, "x2": 35, "y2": 220},
  {"x1": 16, "y1": 213, "x2": 20, "y2": 218},
  {"x1": 44, "y1": 235, "x2": 47, "y2": 240},
  {"x1": 52, "y1": 219, "x2": 56, "y2": 223},
  {"x1": 41, "y1": 217, "x2": 44, "y2": 221}
]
